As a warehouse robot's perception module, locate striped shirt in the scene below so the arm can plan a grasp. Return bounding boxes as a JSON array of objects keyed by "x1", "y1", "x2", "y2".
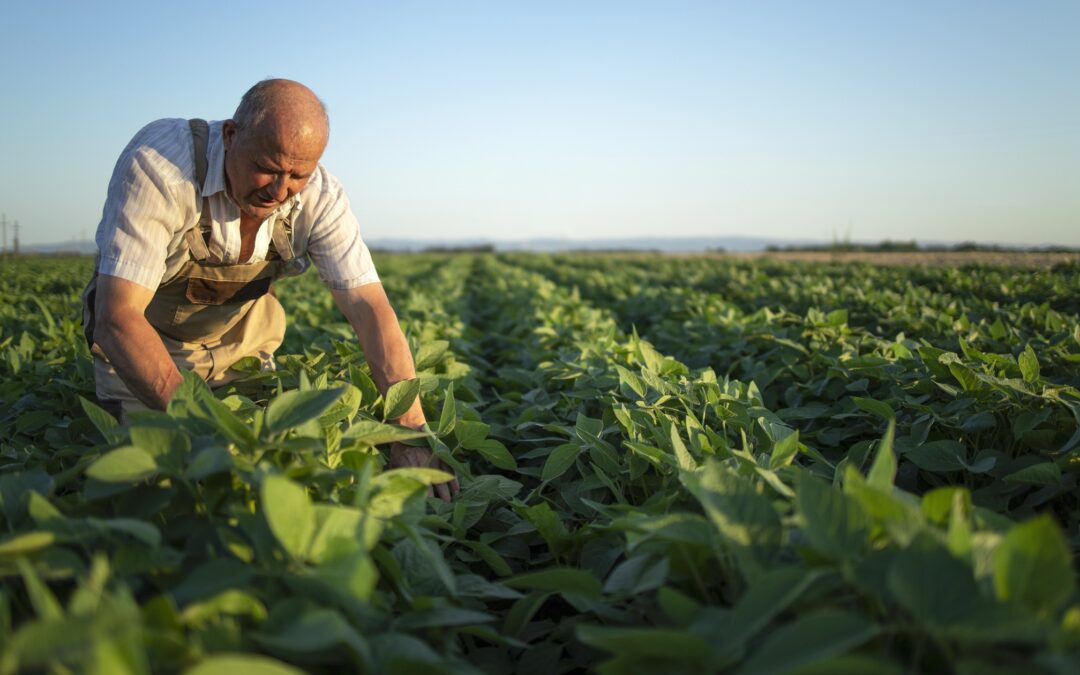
[{"x1": 95, "y1": 118, "x2": 380, "y2": 290}]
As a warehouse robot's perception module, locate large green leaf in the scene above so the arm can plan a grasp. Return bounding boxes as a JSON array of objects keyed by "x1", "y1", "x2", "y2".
[
  {"x1": 86, "y1": 446, "x2": 158, "y2": 483},
  {"x1": 1018, "y1": 345, "x2": 1040, "y2": 383},
  {"x1": 733, "y1": 610, "x2": 880, "y2": 675},
  {"x1": 261, "y1": 475, "x2": 315, "y2": 560},
  {"x1": 577, "y1": 624, "x2": 711, "y2": 662},
  {"x1": 904, "y1": 440, "x2": 967, "y2": 472},
  {"x1": 887, "y1": 539, "x2": 983, "y2": 625},
  {"x1": 505, "y1": 568, "x2": 602, "y2": 598},
  {"x1": 472, "y1": 439, "x2": 517, "y2": 470},
  {"x1": 383, "y1": 378, "x2": 421, "y2": 421},
  {"x1": 264, "y1": 387, "x2": 346, "y2": 436},
  {"x1": 541, "y1": 443, "x2": 580, "y2": 481},
  {"x1": 795, "y1": 471, "x2": 869, "y2": 561},
  {"x1": 866, "y1": 420, "x2": 897, "y2": 490},
  {"x1": 993, "y1": 515, "x2": 1074, "y2": 615},
  {"x1": 437, "y1": 382, "x2": 456, "y2": 436},
  {"x1": 185, "y1": 654, "x2": 304, "y2": 675},
  {"x1": 343, "y1": 420, "x2": 431, "y2": 445}
]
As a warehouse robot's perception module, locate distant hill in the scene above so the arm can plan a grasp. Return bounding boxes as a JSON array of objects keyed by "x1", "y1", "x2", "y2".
[{"x1": 23, "y1": 240, "x2": 98, "y2": 255}]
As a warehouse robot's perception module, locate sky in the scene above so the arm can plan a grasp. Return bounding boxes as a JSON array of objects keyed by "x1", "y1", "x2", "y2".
[{"x1": 1, "y1": 0, "x2": 1078, "y2": 248}]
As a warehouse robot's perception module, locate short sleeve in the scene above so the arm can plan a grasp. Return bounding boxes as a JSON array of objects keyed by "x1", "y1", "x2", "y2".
[
  {"x1": 95, "y1": 120, "x2": 194, "y2": 290},
  {"x1": 302, "y1": 169, "x2": 380, "y2": 290}
]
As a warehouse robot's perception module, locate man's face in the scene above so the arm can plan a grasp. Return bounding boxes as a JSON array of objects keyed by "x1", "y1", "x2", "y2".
[{"x1": 222, "y1": 120, "x2": 325, "y2": 220}]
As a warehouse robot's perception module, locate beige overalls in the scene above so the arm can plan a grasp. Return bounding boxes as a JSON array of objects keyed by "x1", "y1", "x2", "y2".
[{"x1": 82, "y1": 119, "x2": 300, "y2": 420}]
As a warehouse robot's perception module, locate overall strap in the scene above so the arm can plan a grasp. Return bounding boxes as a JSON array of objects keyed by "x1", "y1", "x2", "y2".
[
  {"x1": 270, "y1": 204, "x2": 299, "y2": 263},
  {"x1": 184, "y1": 118, "x2": 213, "y2": 261}
]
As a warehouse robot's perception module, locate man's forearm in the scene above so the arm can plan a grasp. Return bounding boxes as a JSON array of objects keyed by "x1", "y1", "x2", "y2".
[
  {"x1": 355, "y1": 311, "x2": 426, "y2": 428},
  {"x1": 96, "y1": 310, "x2": 183, "y2": 410},
  {"x1": 331, "y1": 283, "x2": 428, "y2": 429}
]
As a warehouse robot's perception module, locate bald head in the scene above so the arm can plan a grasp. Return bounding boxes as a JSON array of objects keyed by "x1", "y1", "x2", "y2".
[
  {"x1": 222, "y1": 80, "x2": 330, "y2": 220},
  {"x1": 232, "y1": 79, "x2": 329, "y2": 150}
]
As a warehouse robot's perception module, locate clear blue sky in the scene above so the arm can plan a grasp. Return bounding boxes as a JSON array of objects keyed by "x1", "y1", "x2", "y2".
[{"x1": 2, "y1": 0, "x2": 1078, "y2": 247}]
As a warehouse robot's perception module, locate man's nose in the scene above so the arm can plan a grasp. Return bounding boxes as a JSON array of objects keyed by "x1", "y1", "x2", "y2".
[{"x1": 268, "y1": 175, "x2": 289, "y2": 201}]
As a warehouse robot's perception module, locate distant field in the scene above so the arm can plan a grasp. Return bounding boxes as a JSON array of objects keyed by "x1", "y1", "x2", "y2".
[
  {"x1": 730, "y1": 249, "x2": 1080, "y2": 267},
  {"x1": 1, "y1": 253, "x2": 1078, "y2": 673}
]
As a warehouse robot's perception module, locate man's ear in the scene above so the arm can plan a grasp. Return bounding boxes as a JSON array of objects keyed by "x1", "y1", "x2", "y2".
[{"x1": 222, "y1": 120, "x2": 237, "y2": 150}]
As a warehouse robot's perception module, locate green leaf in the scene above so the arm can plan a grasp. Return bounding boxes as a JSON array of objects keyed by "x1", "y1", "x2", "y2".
[
  {"x1": 866, "y1": 420, "x2": 897, "y2": 490},
  {"x1": 413, "y1": 340, "x2": 449, "y2": 370},
  {"x1": 343, "y1": 419, "x2": 431, "y2": 445},
  {"x1": 795, "y1": 471, "x2": 869, "y2": 561},
  {"x1": 705, "y1": 567, "x2": 817, "y2": 666},
  {"x1": 921, "y1": 487, "x2": 971, "y2": 524},
  {"x1": 1018, "y1": 345, "x2": 1040, "y2": 383},
  {"x1": 603, "y1": 554, "x2": 669, "y2": 595},
  {"x1": 373, "y1": 467, "x2": 455, "y2": 488},
  {"x1": 79, "y1": 396, "x2": 122, "y2": 440},
  {"x1": 180, "y1": 590, "x2": 267, "y2": 627},
  {"x1": 185, "y1": 654, "x2": 305, "y2": 675},
  {"x1": 852, "y1": 396, "x2": 895, "y2": 421},
  {"x1": 519, "y1": 501, "x2": 570, "y2": 555},
  {"x1": 993, "y1": 515, "x2": 1074, "y2": 615},
  {"x1": 768, "y1": 429, "x2": 799, "y2": 470},
  {"x1": 672, "y1": 426, "x2": 698, "y2": 471},
  {"x1": 437, "y1": 382, "x2": 456, "y2": 436},
  {"x1": 685, "y1": 462, "x2": 782, "y2": 573},
  {"x1": 577, "y1": 624, "x2": 711, "y2": 662},
  {"x1": 395, "y1": 606, "x2": 496, "y2": 630},
  {"x1": 506, "y1": 568, "x2": 602, "y2": 598},
  {"x1": 473, "y1": 439, "x2": 517, "y2": 470},
  {"x1": 185, "y1": 446, "x2": 234, "y2": 480},
  {"x1": 261, "y1": 475, "x2": 315, "y2": 560},
  {"x1": 888, "y1": 540, "x2": 983, "y2": 625},
  {"x1": 264, "y1": 387, "x2": 346, "y2": 436},
  {"x1": 17, "y1": 559, "x2": 63, "y2": 620},
  {"x1": 1002, "y1": 462, "x2": 1062, "y2": 487},
  {"x1": 87, "y1": 517, "x2": 162, "y2": 547},
  {"x1": 904, "y1": 440, "x2": 966, "y2": 472},
  {"x1": 383, "y1": 378, "x2": 421, "y2": 421},
  {"x1": 734, "y1": 610, "x2": 879, "y2": 675},
  {"x1": 86, "y1": 446, "x2": 158, "y2": 483},
  {"x1": 306, "y1": 505, "x2": 365, "y2": 562},
  {"x1": 317, "y1": 383, "x2": 362, "y2": 427},
  {"x1": 0, "y1": 531, "x2": 56, "y2": 558},
  {"x1": 541, "y1": 443, "x2": 580, "y2": 481},
  {"x1": 349, "y1": 365, "x2": 380, "y2": 408},
  {"x1": 454, "y1": 420, "x2": 490, "y2": 448},
  {"x1": 199, "y1": 394, "x2": 259, "y2": 448}
]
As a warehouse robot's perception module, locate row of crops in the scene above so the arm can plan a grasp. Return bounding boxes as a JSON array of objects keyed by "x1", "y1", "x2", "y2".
[{"x1": 1, "y1": 253, "x2": 1078, "y2": 674}]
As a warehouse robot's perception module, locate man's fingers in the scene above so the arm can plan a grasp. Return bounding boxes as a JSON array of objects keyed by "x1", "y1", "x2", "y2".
[
  {"x1": 434, "y1": 481, "x2": 452, "y2": 503},
  {"x1": 388, "y1": 442, "x2": 459, "y2": 501}
]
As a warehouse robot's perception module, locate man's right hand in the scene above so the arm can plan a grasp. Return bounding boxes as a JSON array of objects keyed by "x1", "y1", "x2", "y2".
[
  {"x1": 94, "y1": 274, "x2": 183, "y2": 410},
  {"x1": 387, "y1": 442, "x2": 461, "y2": 502}
]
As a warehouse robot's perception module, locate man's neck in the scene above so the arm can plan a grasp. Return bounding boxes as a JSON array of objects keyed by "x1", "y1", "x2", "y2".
[{"x1": 238, "y1": 213, "x2": 263, "y2": 263}]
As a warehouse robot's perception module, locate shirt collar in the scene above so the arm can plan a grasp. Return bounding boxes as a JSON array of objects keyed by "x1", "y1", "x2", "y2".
[{"x1": 203, "y1": 120, "x2": 304, "y2": 217}]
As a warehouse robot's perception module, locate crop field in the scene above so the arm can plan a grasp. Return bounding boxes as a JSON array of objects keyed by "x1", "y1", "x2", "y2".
[{"x1": 1, "y1": 253, "x2": 1079, "y2": 674}]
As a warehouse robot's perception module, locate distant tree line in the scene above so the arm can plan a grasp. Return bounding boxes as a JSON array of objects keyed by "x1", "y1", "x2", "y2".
[{"x1": 765, "y1": 240, "x2": 1078, "y2": 253}]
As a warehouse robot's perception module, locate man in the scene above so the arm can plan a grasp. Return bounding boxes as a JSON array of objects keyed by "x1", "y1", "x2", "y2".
[{"x1": 82, "y1": 79, "x2": 459, "y2": 501}]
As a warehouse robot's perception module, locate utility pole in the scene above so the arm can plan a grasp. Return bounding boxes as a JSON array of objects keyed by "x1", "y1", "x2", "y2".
[
  {"x1": 13, "y1": 220, "x2": 19, "y2": 255},
  {"x1": 1, "y1": 212, "x2": 7, "y2": 254}
]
